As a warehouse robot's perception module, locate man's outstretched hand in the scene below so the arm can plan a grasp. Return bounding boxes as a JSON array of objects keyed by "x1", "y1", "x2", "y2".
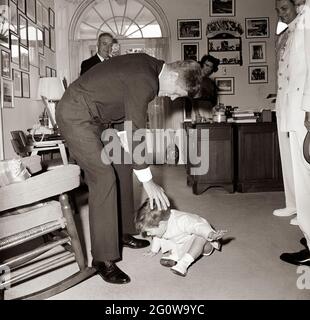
[{"x1": 142, "y1": 180, "x2": 170, "y2": 211}]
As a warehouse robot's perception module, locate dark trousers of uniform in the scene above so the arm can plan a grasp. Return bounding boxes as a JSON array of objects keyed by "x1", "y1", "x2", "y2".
[{"x1": 58, "y1": 120, "x2": 136, "y2": 262}]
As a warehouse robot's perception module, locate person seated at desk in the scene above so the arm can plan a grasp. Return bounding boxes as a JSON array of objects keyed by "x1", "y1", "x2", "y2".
[{"x1": 193, "y1": 54, "x2": 220, "y2": 122}]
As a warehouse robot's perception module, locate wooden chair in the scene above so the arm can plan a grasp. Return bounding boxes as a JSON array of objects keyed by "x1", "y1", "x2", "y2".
[{"x1": 0, "y1": 160, "x2": 96, "y2": 300}]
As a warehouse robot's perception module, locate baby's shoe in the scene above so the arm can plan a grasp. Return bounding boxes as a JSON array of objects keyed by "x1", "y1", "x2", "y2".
[
  {"x1": 160, "y1": 252, "x2": 178, "y2": 267},
  {"x1": 171, "y1": 263, "x2": 187, "y2": 277},
  {"x1": 203, "y1": 242, "x2": 215, "y2": 256},
  {"x1": 211, "y1": 240, "x2": 222, "y2": 251}
]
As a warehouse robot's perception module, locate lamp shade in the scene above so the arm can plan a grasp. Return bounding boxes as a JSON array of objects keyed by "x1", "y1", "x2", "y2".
[{"x1": 37, "y1": 77, "x2": 65, "y2": 100}]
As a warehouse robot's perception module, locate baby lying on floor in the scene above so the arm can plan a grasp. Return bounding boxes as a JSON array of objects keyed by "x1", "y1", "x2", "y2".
[{"x1": 135, "y1": 199, "x2": 227, "y2": 277}]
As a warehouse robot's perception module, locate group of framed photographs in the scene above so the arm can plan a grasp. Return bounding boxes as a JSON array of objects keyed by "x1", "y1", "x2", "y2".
[
  {"x1": 246, "y1": 18, "x2": 269, "y2": 84},
  {"x1": 0, "y1": 0, "x2": 57, "y2": 108}
]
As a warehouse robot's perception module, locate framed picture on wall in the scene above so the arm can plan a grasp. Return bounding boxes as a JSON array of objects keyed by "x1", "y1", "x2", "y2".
[
  {"x1": 39, "y1": 54, "x2": 45, "y2": 76},
  {"x1": 10, "y1": 32, "x2": 19, "y2": 65},
  {"x1": 177, "y1": 19, "x2": 202, "y2": 40},
  {"x1": 0, "y1": 0, "x2": 10, "y2": 48},
  {"x1": 9, "y1": 0, "x2": 18, "y2": 34},
  {"x1": 249, "y1": 65, "x2": 268, "y2": 83},
  {"x1": 13, "y1": 69, "x2": 22, "y2": 97},
  {"x1": 215, "y1": 77, "x2": 235, "y2": 95},
  {"x1": 29, "y1": 22, "x2": 38, "y2": 67},
  {"x1": 245, "y1": 18, "x2": 269, "y2": 38},
  {"x1": 1, "y1": 49, "x2": 11, "y2": 78},
  {"x1": 21, "y1": 72, "x2": 30, "y2": 98},
  {"x1": 44, "y1": 27, "x2": 50, "y2": 48},
  {"x1": 210, "y1": 0, "x2": 235, "y2": 17},
  {"x1": 42, "y1": 6, "x2": 49, "y2": 28},
  {"x1": 37, "y1": 28, "x2": 44, "y2": 55},
  {"x1": 249, "y1": 42, "x2": 266, "y2": 63},
  {"x1": 45, "y1": 66, "x2": 52, "y2": 77},
  {"x1": 181, "y1": 43, "x2": 199, "y2": 61},
  {"x1": 36, "y1": 1, "x2": 43, "y2": 26},
  {"x1": 19, "y1": 14, "x2": 28, "y2": 47},
  {"x1": 17, "y1": 0, "x2": 26, "y2": 14},
  {"x1": 26, "y1": 0, "x2": 36, "y2": 23},
  {"x1": 50, "y1": 27, "x2": 55, "y2": 51},
  {"x1": 1, "y1": 78, "x2": 14, "y2": 108},
  {"x1": 49, "y1": 8, "x2": 55, "y2": 28},
  {"x1": 20, "y1": 45, "x2": 29, "y2": 71}
]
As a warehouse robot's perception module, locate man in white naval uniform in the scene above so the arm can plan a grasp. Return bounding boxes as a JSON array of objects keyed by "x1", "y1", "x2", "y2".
[
  {"x1": 275, "y1": 0, "x2": 310, "y2": 266},
  {"x1": 273, "y1": 0, "x2": 298, "y2": 223}
]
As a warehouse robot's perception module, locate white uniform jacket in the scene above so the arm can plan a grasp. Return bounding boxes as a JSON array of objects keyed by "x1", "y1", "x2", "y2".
[{"x1": 276, "y1": 0, "x2": 310, "y2": 132}]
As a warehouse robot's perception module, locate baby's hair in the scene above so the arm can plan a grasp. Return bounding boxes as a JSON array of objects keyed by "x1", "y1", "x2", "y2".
[{"x1": 135, "y1": 198, "x2": 170, "y2": 237}]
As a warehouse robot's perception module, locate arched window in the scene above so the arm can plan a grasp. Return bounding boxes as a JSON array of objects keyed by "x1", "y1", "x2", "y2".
[
  {"x1": 68, "y1": 0, "x2": 170, "y2": 81},
  {"x1": 78, "y1": 0, "x2": 163, "y2": 40}
]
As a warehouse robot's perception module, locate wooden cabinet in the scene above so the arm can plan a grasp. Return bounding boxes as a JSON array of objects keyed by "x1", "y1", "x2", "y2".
[
  {"x1": 235, "y1": 123, "x2": 283, "y2": 192},
  {"x1": 187, "y1": 123, "x2": 234, "y2": 195},
  {"x1": 186, "y1": 122, "x2": 284, "y2": 194}
]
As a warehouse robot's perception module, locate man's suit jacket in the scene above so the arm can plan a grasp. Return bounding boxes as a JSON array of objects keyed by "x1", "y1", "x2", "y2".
[
  {"x1": 276, "y1": 0, "x2": 310, "y2": 132},
  {"x1": 56, "y1": 53, "x2": 164, "y2": 169},
  {"x1": 80, "y1": 54, "x2": 101, "y2": 75}
]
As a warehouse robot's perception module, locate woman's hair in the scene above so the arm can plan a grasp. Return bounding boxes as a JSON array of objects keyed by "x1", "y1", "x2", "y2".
[
  {"x1": 167, "y1": 60, "x2": 202, "y2": 98},
  {"x1": 135, "y1": 198, "x2": 170, "y2": 237},
  {"x1": 199, "y1": 54, "x2": 220, "y2": 73}
]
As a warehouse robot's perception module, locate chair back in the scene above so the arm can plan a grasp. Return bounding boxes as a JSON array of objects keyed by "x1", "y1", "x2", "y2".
[{"x1": 10, "y1": 131, "x2": 32, "y2": 157}]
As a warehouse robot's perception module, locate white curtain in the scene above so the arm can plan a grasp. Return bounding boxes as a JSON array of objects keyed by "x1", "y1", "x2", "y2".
[{"x1": 144, "y1": 37, "x2": 170, "y2": 61}]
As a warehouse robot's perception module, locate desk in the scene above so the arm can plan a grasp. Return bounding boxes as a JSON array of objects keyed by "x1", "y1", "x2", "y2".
[{"x1": 186, "y1": 122, "x2": 284, "y2": 194}]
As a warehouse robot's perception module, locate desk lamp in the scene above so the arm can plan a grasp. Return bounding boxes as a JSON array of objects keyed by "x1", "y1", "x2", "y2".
[{"x1": 37, "y1": 77, "x2": 65, "y2": 131}]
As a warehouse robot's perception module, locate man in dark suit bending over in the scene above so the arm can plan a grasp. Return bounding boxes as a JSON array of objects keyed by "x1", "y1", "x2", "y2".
[
  {"x1": 80, "y1": 32, "x2": 115, "y2": 75},
  {"x1": 56, "y1": 53, "x2": 201, "y2": 284}
]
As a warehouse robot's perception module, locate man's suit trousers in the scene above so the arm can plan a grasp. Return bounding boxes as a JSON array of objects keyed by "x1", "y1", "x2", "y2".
[{"x1": 60, "y1": 123, "x2": 136, "y2": 262}]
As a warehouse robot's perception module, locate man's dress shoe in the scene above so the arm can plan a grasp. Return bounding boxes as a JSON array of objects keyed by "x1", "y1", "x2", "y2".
[
  {"x1": 93, "y1": 261, "x2": 130, "y2": 284},
  {"x1": 280, "y1": 249, "x2": 310, "y2": 266},
  {"x1": 122, "y1": 234, "x2": 150, "y2": 249}
]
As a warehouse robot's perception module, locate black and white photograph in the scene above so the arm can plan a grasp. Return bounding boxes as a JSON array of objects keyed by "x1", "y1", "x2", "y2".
[
  {"x1": 44, "y1": 26, "x2": 49, "y2": 48},
  {"x1": 9, "y1": 32, "x2": 19, "y2": 64},
  {"x1": 36, "y1": 0, "x2": 43, "y2": 26},
  {"x1": 245, "y1": 17, "x2": 269, "y2": 38},
  {"x1": 49, "y1": 7, "x2": 54, "y2": 28},
  {"x1": 21, "y1": 71, "x2": 29, "y2": 97},
  {"x1": 210, "y1": 0, "x2": 235, "y2": 17},
  {"x1": 177, "y1": 19, "x2": 201, "y2": 40},
  {"x1": 1, "y1": 0, "x2": 310, "y2": 306},
  {"x1": 13, "y1": 68, "x2": 22, "y2": 97},
  {"x1": 1, "y1": 49, "x2": 10, "y2": 78},
  {"x1": 42, "y1": 5, "x2": 48, "y2": 27},
  {"x1": 215, "y1": 77, "x2": 234, "y2": 94},
  {"x1": 38, "y1": 53, "x2": 45, "y2": 76},
  {"x1": 181, "y1": 42, "x2": 199, "y2": 61},
  {"x1": 28, "y1": 22, "x2": 38, "y2": 67},
  {"x1": 50, "y1": 27, "x2": 55, "y2": 51},
  {"x1": 9, "y1": 0, "x2": 18, "y2": 34},
  {"x1": 1, "y1": 77, "x2": 14, "y2": 107},
  {"x1": 249, "y1": 41, "x2": 266, "y2": 63},
  {"x1": 249, "y1": 65, "x2": 268, "y2": 83},
  {"x1": 37, "y1": 27, "x2": 44, "y2": 55},
  {"x1": 19, "y1": 14, "x2": 28, "y2": 46},
  {"x1": 26, "y1": 0, "x2": 36, "y2": 23},
  {"x1": 17, "y1": 0, "x2": 25, "y2": 13},
  {"x1": 19, "y1": 44, "x2": 29, "y2": 71},
  {"x1": 0, "y1": 0, "x2": 10, "y2": 48}
]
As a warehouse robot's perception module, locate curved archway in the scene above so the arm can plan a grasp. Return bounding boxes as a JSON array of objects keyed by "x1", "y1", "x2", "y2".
[{"x1": 68, "y1": 0, "x2": 170, "y2": 81}]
